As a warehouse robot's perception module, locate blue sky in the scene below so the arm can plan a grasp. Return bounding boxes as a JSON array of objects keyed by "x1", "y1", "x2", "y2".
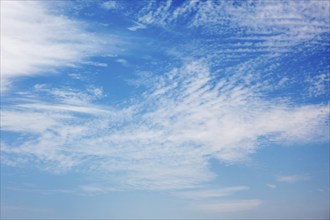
[{"x1": 0, "y1": 0, "x2": 329, "y2": 219}]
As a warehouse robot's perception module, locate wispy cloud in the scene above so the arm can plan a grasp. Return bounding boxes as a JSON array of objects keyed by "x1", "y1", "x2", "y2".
[
  {"x1": 0, "y1": 1, "x2": 109, "y2": 92},
  {"x1": 305, "y1": 73, "x2": 330, "y2": 97},
  {"x1": 1, "y1": 60, "x2": 328, "y2": 190},
  {"x1": 277, "y1": 175, "x2": 310, "y2": 183},
  {"x1": 176, "y1": 186, "x2": 249, "y2": 200},
  {"x1": 5, "y1": 183, "x2": 118, "y2": 196},
  {"x1": 177, "y1": 185, "x2": 261, "y2": 213},
  {"x1": 116, "y1": 58, "x2": 128, "y2": 66},
  {"x1": 1, "y1": 2, "x2": 329, "y2": 218},
  {"x1": 135, "y1": 1, "x2": 329, "y2": 53},
  {"x1": 1, "y1": 0, "x2": 329, "y2": 195},
  {"x1": 194, "y1": 199, "x2": 263, "y2": 213},
  {"x1": 78, "y1": 185, "x2": 117, "y2": 195},
  {"x1": 100, "y1": 1, "x2": 118, "y2": 10},
  {"x1": 266, "y1": 184, "x2": 277, "y2": 189},
  {"x1": 128, "y1": 21, "x2": 147, "y2": 31}
]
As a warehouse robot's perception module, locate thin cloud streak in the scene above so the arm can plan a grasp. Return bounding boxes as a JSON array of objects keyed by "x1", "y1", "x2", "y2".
[
  {"x1": 194, "y1": 199, "x2": 263, "y2": 213},
  {"x1": 0, "y1": 1, "x2": 111, "y2": 92},
  {"x1": 266, "y1": 184, "x2": 277, "y2": 189},
  {"x1": 277, "y1": 175, "x2": 310, "y2": 183},
  {"x1": 1, "y1": 60, "x2": 328, "y2": 190},
  {"x1": 176, "y1": 186, "x2": 249, "y2": 200}
]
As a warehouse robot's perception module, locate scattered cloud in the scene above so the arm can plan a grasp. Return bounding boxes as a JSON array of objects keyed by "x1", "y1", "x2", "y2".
[
  {"x1": 135, "y1": 1, "x2": 329, "y2": 51},
  {"x1": 1, "y1": 1, "x2": 329, "y2": 218},
  {"x1": 305, "y1": 73, "x2": 330, "y2": 97},
  {"x1": 68, "y1": 73, "x2": 82, "y2": 80},
  {"x1": 82, "y1": 61, "x2": 108, "y2": 67},
  {"x1": 116, "y1": 58, "x2": 128, "y2": 66},
  {"x1": 1, "y1": 60, "x2": 328, "y2": 190},
  {"x1": 1, "y1": 0, "x2": 329, "y2": 197},
  {"x1": 100, "y1": 1, "x2": 117, "y2": 10},
  {"x1": 137, "y1": 0, "x2": 173, "y2": 25}
]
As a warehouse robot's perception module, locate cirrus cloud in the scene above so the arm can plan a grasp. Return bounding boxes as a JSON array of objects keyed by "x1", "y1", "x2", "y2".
[{"x1": 1, "y1": 60, "x2": 328, "y2": 190}]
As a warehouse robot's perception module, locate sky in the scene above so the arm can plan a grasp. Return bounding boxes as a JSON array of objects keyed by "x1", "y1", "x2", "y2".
[{"x1": 0, "y1": 0, "x2": 329, "y2": 219}]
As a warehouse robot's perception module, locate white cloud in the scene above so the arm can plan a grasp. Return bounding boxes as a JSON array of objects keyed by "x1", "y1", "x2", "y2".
[
  {"x1": 138, "y1": 0, "x2": 173, "y2": 25},
  {"x1": 116, "y1": 58, "x2": 128, "y2": 66},
  {"x1": 33, "y1": 84, "x2": 105, "y2": 105},
  {"x1": 177, "y1": 186, "x2": 261, "y2": 213},
  {"x1": 128, "y1": 22, "x2": 147, "y2": 31},
  {"x1": 1, "y1": 110, "x2": 70, "y2": 134},
  {"x1": 305, "y1": 73, "x2": 330, "y2": 97},
  {"x1": 1, "y1": 0, "x2": 329, "y2": 194},
  {"x1": 82, "y1": 61, "x2": 108, "y2": 67},
  {"x1": 4, "y1": 184, "x2": 118, "y2": 196},
  {"x1": 101, "y1": 1, "x2": 117, "y2": 10},
  {"x1": 135, "y1": 1, "x2": 329, "y2": 51},
  {"x1": 266, "y1": 184, "x2": 277, "y2": 189},
  {"x1": 0, "y1": 1, "x2": 106, "y2": 92},
  {"x1": 277, "y1": 175, "x2": 310, "y2": 183},
  {"x1": 68, "y1": 73, "x2": 82, "y2": 80},
  {"x1": 176, "y1": 186, "x2": 249, "y2": 200},
  {"x1": 79, "y1": 185, "x2": 108, "y2": 194},
  {"x1": 195, "y1": 199, "x2": 263, "y2": 213},
  {"x1": 1, "y1": 60, "x2": 328, "y2": 190}
]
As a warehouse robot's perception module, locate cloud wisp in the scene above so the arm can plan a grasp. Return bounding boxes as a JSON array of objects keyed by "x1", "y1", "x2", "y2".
[
  {"x1": 1, "y1": 60, "x2": 328, "y2": 190},
  {"x1": 1, "y1": 0, "x2": 329, "y2": 199},
  {"x1": 194, "y1": 199, "x2": 263, "y2": 213},
  {"x1": 175, "y1": 186, "x2": 250, "y2": 200},
  {"x1": 136, "y1": 0, "x2": 330, "y2": 47},
  {"x1": 0, "y1": 1, "x2": 108, "y2": 92},
  {"x1": 176, "y1": 185, "x2": 262, "y2": 213},
  {"x1": 277, "y1": 175, "x2": 310, "y2": 184},
  {"x1": 1, "y1": 1, "x2": 329, "y2": 218}
]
